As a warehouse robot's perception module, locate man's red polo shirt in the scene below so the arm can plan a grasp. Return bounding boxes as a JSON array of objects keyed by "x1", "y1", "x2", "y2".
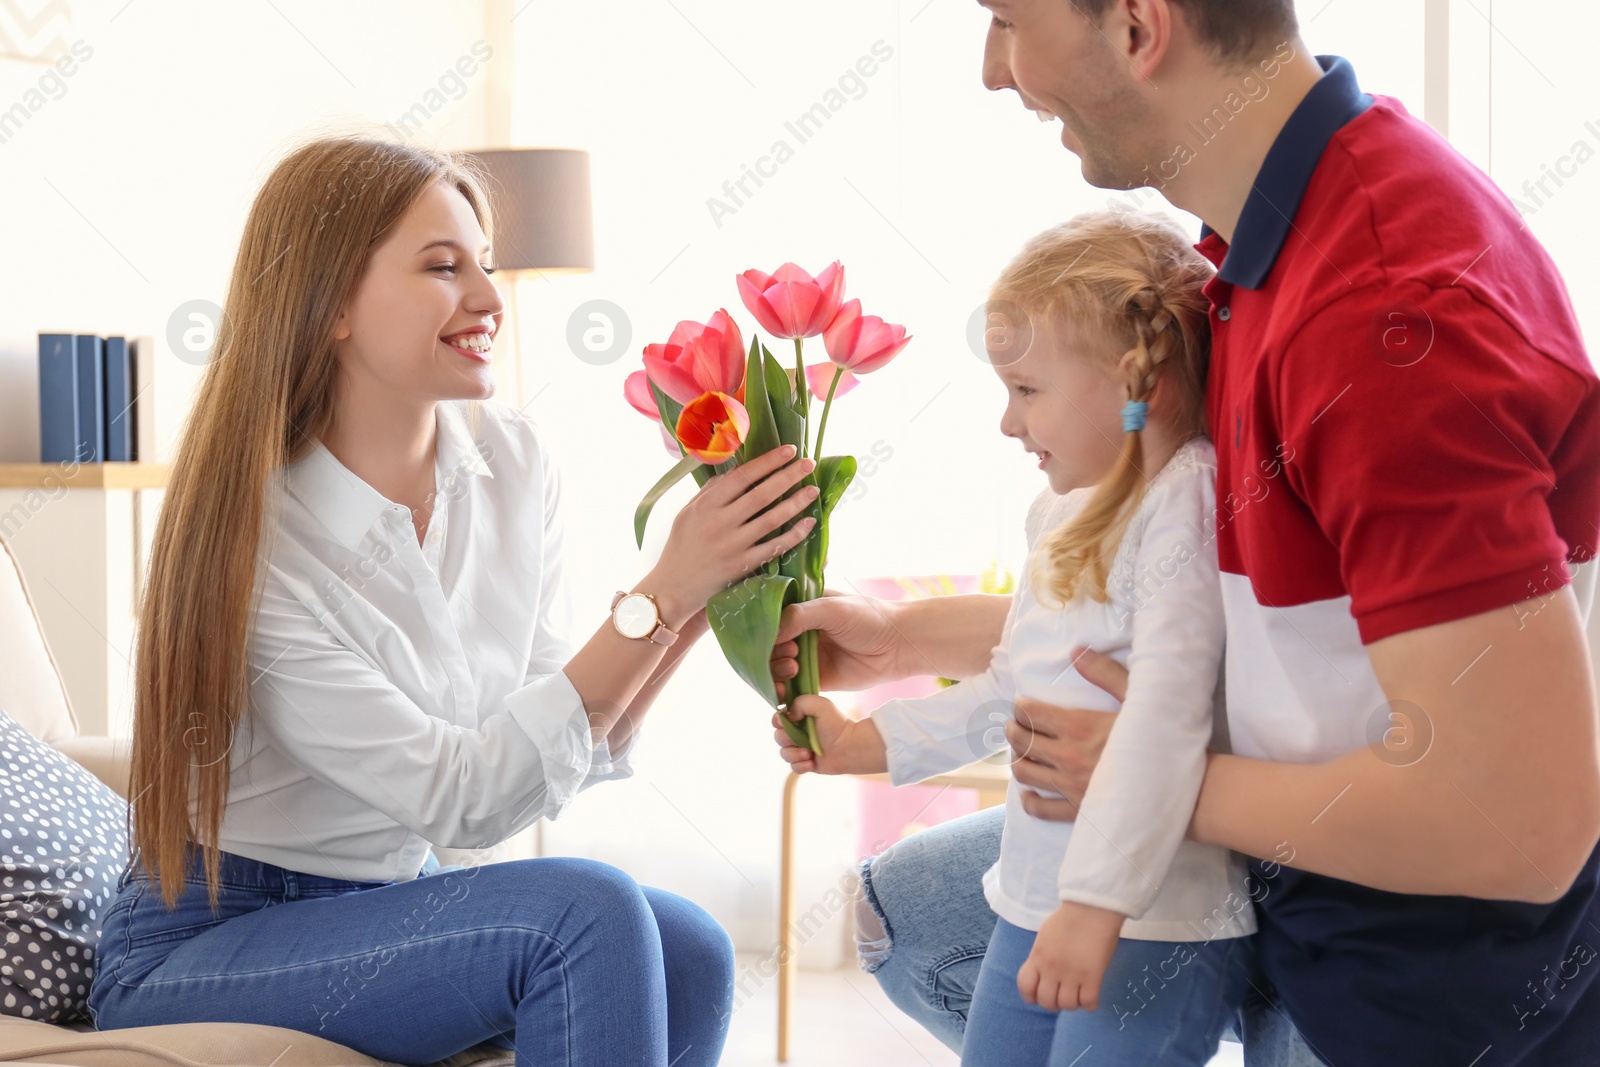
[{"x1": 1198, "y1": 55, "x2": 1600, "y2": 1066}]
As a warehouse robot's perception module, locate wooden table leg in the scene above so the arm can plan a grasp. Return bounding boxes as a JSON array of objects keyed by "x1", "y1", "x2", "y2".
[{"x1": 778, "y1": 771, "x2": 800, "y2": 1062}]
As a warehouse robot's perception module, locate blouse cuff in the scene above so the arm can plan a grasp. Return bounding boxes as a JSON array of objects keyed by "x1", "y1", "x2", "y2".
[
  {"x1": 1055, "y1": 882, "x2": 1146, "y2": 921},
  {"x1": 872, "y1": 696, "x2": 987, "y2": 787},
  {"x1": 584, "y1": 730, "x2": 636, "y2": 788},
  {"x1": 504, "y1": 668, "x2": 613, "y2": 820}
]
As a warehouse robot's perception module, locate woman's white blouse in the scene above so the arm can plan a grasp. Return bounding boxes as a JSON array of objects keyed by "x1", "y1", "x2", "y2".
[
  {"x1": 871, "y1": 437, "x2": 1256, "y2": 940},
  {"x1": 213, "y1": 399, "x2": 629, "y2": 883}
]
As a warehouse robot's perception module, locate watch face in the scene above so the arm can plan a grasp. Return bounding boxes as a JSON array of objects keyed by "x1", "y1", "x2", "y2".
[{"x1": 613, "y1": 593, "x2": 657, "y2": 639}]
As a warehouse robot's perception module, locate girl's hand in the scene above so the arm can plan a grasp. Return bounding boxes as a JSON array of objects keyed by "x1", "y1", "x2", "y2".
[
  {"x1": 771, "y1": 694, "x2": 888, "y2": 776},
  {"x1": 648, "y1": 445, "x2": 817, "y2": 623},
  {"x1": 1017, "y1": 901, "x2": 1126, "y2": 1012}
]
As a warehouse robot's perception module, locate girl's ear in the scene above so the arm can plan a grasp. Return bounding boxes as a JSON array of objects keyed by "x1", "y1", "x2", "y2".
[{"x1": 1143, "y1": 368, "x2": 1171, "y2": 416}]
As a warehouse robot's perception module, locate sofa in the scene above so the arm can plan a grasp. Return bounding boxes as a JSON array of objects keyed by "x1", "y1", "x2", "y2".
[{"x1": 0, "y1": 535, "x2": 516, "y2": 1067}]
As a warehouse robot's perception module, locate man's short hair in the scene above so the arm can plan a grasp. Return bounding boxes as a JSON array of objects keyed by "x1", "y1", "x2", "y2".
[{"x1": 1073, "y1": 0, "x2": 1299, "y2": 64}]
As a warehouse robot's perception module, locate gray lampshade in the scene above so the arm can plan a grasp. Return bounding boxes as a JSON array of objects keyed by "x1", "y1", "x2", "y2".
[{"x1": 464, "y1": 148, "x2": 594, "y2": 273}]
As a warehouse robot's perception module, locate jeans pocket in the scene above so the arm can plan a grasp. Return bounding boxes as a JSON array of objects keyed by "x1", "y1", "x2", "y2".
[
  {"x1": 90, "y1": 881, "x2": 141, "y2": 996},
  {"x1": 121, "y1": 876, "x2": 273, "y2": 949}
]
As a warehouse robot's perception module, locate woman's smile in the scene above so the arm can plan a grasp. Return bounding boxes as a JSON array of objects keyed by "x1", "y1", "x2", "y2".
[{"x1": 441, "y1": 327, "x2": 494, "y2": 364}]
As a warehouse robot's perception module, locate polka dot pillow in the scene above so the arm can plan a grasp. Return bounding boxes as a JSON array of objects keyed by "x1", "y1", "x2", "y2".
[{"x1": 0, "y1": 709, "x2": 129, "y2": 1024}]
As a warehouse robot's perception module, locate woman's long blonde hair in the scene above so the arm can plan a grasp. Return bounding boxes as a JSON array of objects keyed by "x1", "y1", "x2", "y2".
[
  {"x1": 994, "y1": 207, "x2": 1214, "y2": 608},
  {"x1": 130, "y1": 135, "x2": 493, "y2": 910}
]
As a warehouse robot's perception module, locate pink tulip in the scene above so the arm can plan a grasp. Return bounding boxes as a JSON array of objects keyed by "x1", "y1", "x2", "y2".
[
  {"x1": 805, "y1": 362, "x2": 859, "y2": 401},
  {"x1": 736, "y1": 262, "x2": 846, "y2": 339},
  {"x1": 624, "y1": 370, "x2": 660, "y2": 422},
  {"x1": 626, "y1": 371, "x2": 686, "y2": 456},
  {"x1": 823, "y1": 299, "x2": 911, "y2": 375},
  {"x1": 642, "y1": 309, "x2": 746, "y2": 405},
  {"x1": 658, "y1": 423, "x2": 683, "y2": 458}
]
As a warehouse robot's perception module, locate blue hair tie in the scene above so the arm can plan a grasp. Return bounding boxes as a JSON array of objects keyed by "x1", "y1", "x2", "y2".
[{"x1": 1121, "y1": 400, "x2": 1149, "y2": 433}]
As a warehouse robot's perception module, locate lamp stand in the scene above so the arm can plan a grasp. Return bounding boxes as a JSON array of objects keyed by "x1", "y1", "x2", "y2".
[{"x1": 495, "y1": 270, "x2": 529, "y2": 409}]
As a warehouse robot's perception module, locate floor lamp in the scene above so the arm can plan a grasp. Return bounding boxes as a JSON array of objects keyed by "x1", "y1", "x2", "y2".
[
  {"x1": 463, "y1": 149, "x2": 594, "y2": 859},
  {"x1": 462, "y1": 148, "x2": 595, "y2": 409}
]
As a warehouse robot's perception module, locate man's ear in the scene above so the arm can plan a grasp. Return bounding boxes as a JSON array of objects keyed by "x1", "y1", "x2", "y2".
[{"x1": 1108, "y1": 0, "x2": 1174, "y2": 84}]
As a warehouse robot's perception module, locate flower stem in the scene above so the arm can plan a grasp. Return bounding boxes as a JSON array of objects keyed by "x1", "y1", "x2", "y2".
[
  {"x1": 798, "y1": 628, "x2": 824, "y2": 754},
  {"x1": 811, "y1": 367, "x2": 844, "y2": 462},
  {"x1": 786, "y1": 336, "x2": 827, "y2": 755},
  {"x1": 793, "y1": 337, "x2": 809, "y2": 458}
]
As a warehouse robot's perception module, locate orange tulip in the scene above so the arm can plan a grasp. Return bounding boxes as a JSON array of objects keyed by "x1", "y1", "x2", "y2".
[{"x1": 676, "y1": 391, "x2": 750, "y2": 464}]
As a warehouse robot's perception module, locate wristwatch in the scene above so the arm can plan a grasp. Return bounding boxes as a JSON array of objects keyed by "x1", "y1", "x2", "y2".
[{"x1": 610, "y1": 590, "x2": 680, "y2": 646}]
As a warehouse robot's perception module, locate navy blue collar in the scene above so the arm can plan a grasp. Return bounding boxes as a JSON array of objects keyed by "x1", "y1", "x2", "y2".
[{"x1": 1199, "y1": 55, "x2": 1373, "y2": 289}]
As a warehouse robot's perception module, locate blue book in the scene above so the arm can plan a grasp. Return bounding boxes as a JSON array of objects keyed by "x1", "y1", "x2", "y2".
[
  {"x1": 74, "y1": 335, "x2": 104, "y2": 463},
  {"x1": 103, "y1": 336, "x2": 133, "y2": 462},
  {"x1": 37, "y1": 333, "x2": 79, "y2": 464}
]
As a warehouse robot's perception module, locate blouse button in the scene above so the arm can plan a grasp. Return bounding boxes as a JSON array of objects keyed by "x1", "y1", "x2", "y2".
[{"x1": 1217, "y1": 306, "x2": 1232, "y2": 321}]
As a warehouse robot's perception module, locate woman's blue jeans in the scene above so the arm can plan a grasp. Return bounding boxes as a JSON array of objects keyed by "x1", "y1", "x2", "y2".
[
  {"x1": 857, "y1": 806, "x2": 1326, "y2": 1066},
  {"x1": 87, "y1": 846, "x2": 735, "y2": 1066}
]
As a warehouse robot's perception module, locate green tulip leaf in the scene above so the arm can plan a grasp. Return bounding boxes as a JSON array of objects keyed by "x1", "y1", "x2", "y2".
[
  {"x1": 815, "y1": 455, "x2": 856, "y2": 522},
  {"x1": 633, "y1": 455, "x2": 702, "y2": 549},
  {"x1": 707, "y1": 574, "x2": 808, "y2": 745},
  {"x1": 646, "y1": 377, "x2": 685, "y2": 441},
  {"x1": 762, "y1": 346, "x2": 805, "y2": 451},
  {"x1": 805, "y1": 455, "x2": 856, "y2": 593},
  {"x1": 646, "y1": 377, "x2": 713, "y2": 488},
  {"x1": 738, "y1": 335, "x2": 781, "y2": 466}
]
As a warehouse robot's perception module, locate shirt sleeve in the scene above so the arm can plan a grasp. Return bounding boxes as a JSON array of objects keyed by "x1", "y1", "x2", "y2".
[
  {"x1": 1055, "y1": 462, "x2": 1225, "y2": 919},
  {"x1": 870, "y1": 574, "x2": 1031, "y2": 785},
  {"x1": 1276, "y1": 284, "x2": 1591, "y2": 643}
]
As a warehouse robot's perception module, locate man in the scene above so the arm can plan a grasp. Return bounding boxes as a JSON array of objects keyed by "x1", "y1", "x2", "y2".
[{"x1": 771, "y1": 1, "x2": 1600, "y2": 1063}]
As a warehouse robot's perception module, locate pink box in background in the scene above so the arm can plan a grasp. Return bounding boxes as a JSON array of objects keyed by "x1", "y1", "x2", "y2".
[{"x1": 842, "y1": 575, "x2": 985, "y2": 861}]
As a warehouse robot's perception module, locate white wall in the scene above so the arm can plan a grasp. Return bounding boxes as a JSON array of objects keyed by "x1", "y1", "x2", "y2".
[{"x1": 1483, "y1": 1, "x2": 1600, "y2": 346}]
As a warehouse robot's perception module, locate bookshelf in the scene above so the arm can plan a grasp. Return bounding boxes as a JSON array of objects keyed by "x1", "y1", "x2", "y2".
[{"x1": 0, "y1": 463, "x2": 171, "y2": 490}]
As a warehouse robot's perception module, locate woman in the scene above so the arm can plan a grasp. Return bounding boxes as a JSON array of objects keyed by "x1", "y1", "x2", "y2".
[{"x1": 86, "y1": 135, "x2": 819, "y2": 1066}]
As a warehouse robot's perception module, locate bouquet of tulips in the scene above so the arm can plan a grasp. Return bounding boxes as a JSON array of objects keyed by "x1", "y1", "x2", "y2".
[{"x1": 625, "y1": 263, "x2": 911, "y2": 753}]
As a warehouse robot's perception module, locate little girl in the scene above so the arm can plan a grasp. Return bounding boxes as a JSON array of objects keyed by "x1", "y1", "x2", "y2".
[{"x1": 778, "y1": 207, "x2": 1256, "y2": 1065}]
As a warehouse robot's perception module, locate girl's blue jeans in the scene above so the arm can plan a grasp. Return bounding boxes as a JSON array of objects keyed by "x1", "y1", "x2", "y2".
[
  {"x1": 961, "y1": 917, "x2": 1252, "y2": 1066},
  {"x1": 87, "y1": 845, "x2": 735, "y2": 1067},
  {"x1": 858, "y1": 806, "x2": 1327, "y2": 1066}
]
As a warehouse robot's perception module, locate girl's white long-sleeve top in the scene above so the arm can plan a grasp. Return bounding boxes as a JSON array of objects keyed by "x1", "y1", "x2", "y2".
[
  {"x1": 871, "y1": 437, "x2": 1256, "y2": 940},
  {"x1": 213, "y1": 399, "x2": 629, "y2": 883}
]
